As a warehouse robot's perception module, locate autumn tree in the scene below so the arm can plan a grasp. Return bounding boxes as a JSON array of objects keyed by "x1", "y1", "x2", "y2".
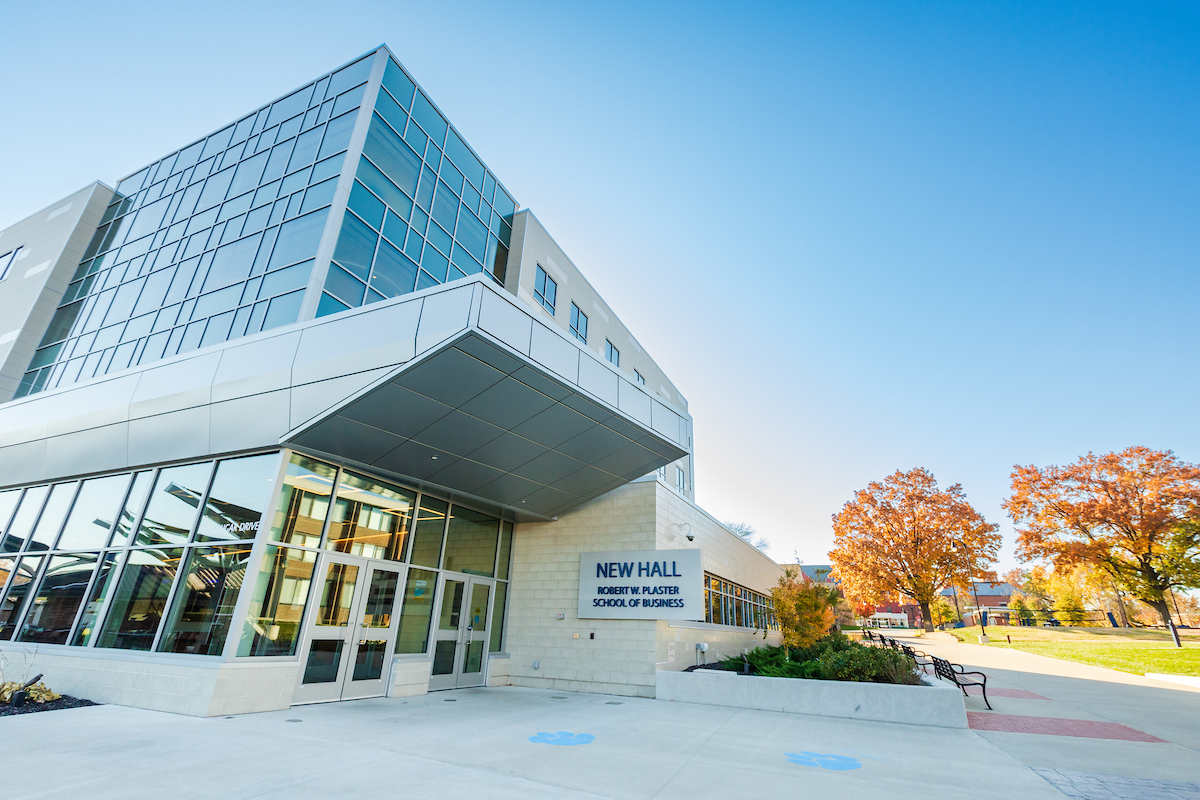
[
  {"x1": 829, "y1": 467, "x2": 1001, "y2": 632},
  {"x1": 1006, "y1": 447, "x2": 1200, "y2": 645},
  {"x1": 771, "y1": 567, "x2": 836, "y2": 648}
]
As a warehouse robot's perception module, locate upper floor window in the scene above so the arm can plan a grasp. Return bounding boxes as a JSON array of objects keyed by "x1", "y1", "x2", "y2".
[
  {"x1": 634, "y1": 369, "x2": 645, "y2": 385},
  {"x1": 569, "y1": 302, "x2": 588, "y2": 344},
  {"x1": 0, "y1": 246, "x2": 22, "y2": 281},
  {"x1": 534, "y1": 265, "x2": 556, "y2": 314},
  {"x1": 676, "y1": 466, "x2": 687, "y2": 492},
  {"x1": 605, "y1": 340, "x2": 619, "y2": 367}
]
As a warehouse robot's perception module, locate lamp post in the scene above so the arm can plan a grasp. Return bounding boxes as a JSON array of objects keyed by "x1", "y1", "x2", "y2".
[{"x1": 953, "y1": 542, "x2": 988, "y2": 644}]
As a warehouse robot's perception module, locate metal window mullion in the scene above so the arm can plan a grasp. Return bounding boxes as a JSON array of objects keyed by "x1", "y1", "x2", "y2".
[{"x1": 6, "y1": 552, "x2": 51, "y2": 642}]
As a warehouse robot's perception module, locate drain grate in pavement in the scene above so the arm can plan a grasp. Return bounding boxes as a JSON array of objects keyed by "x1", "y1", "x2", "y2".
[
  {"x1": 1034, "y1": 768, "x2": 1200, "y2": 799},
  {"x1": 550, "y1": 696, "x2": 567, "y2": 699},
  {"x1": 444, "y1": 699, "x2": 457, "y2": 702},
  {"x1": 286, "y1": 719, "x2": 302, "y2": 723},
  {"x1": 605, "y1": 702, "x2": 623, "y2": 705}
]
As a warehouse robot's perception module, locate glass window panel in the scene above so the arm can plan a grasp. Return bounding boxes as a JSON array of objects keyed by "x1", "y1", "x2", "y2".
[
  {"x1": 455, "y1": 206, "x2": 489, "y2": 262},
  {"x1": 276, "y1": 114, "x2": 303, "y2": 143},
  {"x1": 268, "y1": 453, "x2": 335, "y2": 546},
  {"x1": 332, "y1": 212, "x2": 378, "y2": 281},
  {"x1": 443, "y1": 506, "x2": 498, "y2": 577},
  {"x1": 289, "y1": 125, "x2": 324, "y2": 172},
  {"x1": 362, "y1": 569, "x2": 400, "y2": 628},
  {"x1": 325, "y1": 265, "x2": 366, "y2": 308},
  {"x1": 382, "y1": 59, "x2": 415, "y2": 109},
  {"x1": 411, "y1": 91, "x2": 447, "y2": 143},
  {"x1": 238, "y1": 545, "x2": 316, "y2": 657},
  {"x1": 395, "y1": 567, "x2": 436, "y2": 654},
  {"x1": 444, "y1": 129, "x2": 485, "y2": 190},
  {"x1": 496, "y1": 521, "x2": 513, "y2": 581},
  {"x1": 315, "y1": 562, "x2": 359, "y2": 626},
  {"x1": 369, "y1": 239, "x2": 418, "y2": 299},
  {"x1": 348, "y1": 180, "x2": 386, "y2": 229},
  {"x1": 196, "y1": 453, "x2": 280, "y2": 541},
  {"x1": 316, "y1": 292, "x2": 351, "y2": 318},
  {"x1": 262, "y1": 141, "x2": 295, "y2": 185},
  {"x1": 16, "y1": 552, "x2": 99, "y2": 644},
  {"x1": 0, "y1": 489, "x2": 25, "y2": 552},
  {"x1": 56, "y1": 474, "x2": 130, "y2": 550},
  {"x1": 431, "y1": 182, "x2": 459, "y2": 232},
  {"x1": 111, "y1": 471, "x2": 152, "y2": 546},
  {"x1": 267, "y1": 208, "x2": 329, "y2": 270},
  {"x1": 311, "y1": 153, "x2": 344, "y2": 183},
  {"x1": 332, "y1": 84, "x2": 366, "y2": 117},
  {"x1": 95, "y1": 548, "x2": 182, "y2": 649},
  {"x1": 202, "y1": 233, "x2": 262, "y2": 293},
  {"x1": 422, "y1": 239, "x2": 450, "y2": 281},
  {"x1": 266, "y1": 85, "x2": 315, "y2": 128},
  {"x1": 409, "y1": 497, "x2": 447, "y2": 569},
  {"x1": 135, "y1": 463, "x2": 212, "y2": 546},
  {"x1": 489, "y1": 581, "x2": 507, "y2": 652},
  {"x1": 261, "y1": 289, "x2": 305, "y2": 331},
  {"x1": 327, "y1": 56, "x2": 373, "y2": 97},
  {"x1": 325, "y1": 471, "x2": 415, "y2": 560},
  {"x1": 70, "y1": 550, "x2": 120, "y2": 646},
  {"x1": 362, "y1": 116, "x2": 422, "y2": 196},
  {"x1": 3, "y1": 486, "x2": 48, "y2": 553},
  {"x1": 300, "y1": 176, "x2": 338, "y2": 215},
  {"x1": 375, "y1": 86, "x2": 408, "y2": 134},
  {"x1": 157, "y1": 543, "x2": 252, "y2": 655},
  {"x1": 259, "y1": 259, "x2": 313, "y2": 299},
  {"x1": 317, "y1": 110, "x2": 357, "y2": 161},
  {"x1": 0, "y1": 555, "x2": 43, "y2": 640},
  {"x1": 195, "y1": 166, "x2": 236, "y2": 213}
]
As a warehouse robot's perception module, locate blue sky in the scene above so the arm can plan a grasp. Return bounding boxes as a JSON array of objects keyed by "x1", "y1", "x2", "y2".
[{"x1": 2, "y1": 2, "x2": 1198, "y2": 570}]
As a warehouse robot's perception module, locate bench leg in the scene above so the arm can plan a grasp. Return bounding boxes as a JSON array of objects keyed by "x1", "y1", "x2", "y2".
[{"x1": 980, "y1": 685, "x2": 992, "y2": 711}]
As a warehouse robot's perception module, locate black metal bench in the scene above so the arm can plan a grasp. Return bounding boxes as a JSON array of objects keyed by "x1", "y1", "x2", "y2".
[
  {"x1": 900, "y1": 643, "x2": 934, "y2": 674},
  {"x1": 932, "y1": 655, "x2": 991, "y2": 709}
]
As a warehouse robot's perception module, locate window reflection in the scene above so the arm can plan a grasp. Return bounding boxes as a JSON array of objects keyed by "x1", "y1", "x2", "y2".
[
  {"x1": 269, "y1": 454, "x2": 335, "y2": 546},
  {"x1": 157, "y1": 544, "x2": 253, "y2": 655},
  {"x1": 97, "y1": 548, "x2": 183, "y2": 650},
  {"x1": 442, "y1": 507, "x2": 498, "y2": 577},
  {"x1": 238, "y1": 545, "x2": 316, "y2": 656},
  {"x1": 395, "y1": 568, "x2": 436, "y2": 654},
  {"x1": 489, "y1": 581, "x2": 507, "y2": 653},
  {"x1": 2, "y1": 486, "x2": 48, "y2": 554},
  {"x1": 71, "y1": 551, "x2": 120, "y2": 646},
  {"x1": 136, "y1": 464, "x2": 213, "y2": 545},
  {"x1": 408, "y1": 497, "x2": 447, "y2": 569},
  {"x1": 0, "y1": 489, "x2": 22, "y2": 552},
  {"x1": 0, "y1": 556, "x2": 42, "y2": 640},
  {"x1": 17, "y1": 553, "x2": 99, "y2": 644},
  {"x1": 325, "y1": 471, "x2": 414, "y2": 560},
  {"x1": 57, "y1": 474, "x2": 130, "y2": 550},
  {"x1": 196, "y1": 453, "x2": 280, "y2": 541}
]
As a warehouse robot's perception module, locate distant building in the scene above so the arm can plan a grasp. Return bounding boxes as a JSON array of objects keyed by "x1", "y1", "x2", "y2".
[{"x1": 941, "y1": 581, "x2": 1019, "y2": 625}]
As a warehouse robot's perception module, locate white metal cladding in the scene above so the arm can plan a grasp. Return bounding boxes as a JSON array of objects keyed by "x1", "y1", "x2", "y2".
[{"x1": 0, "y1": 276, "x2": 690, "y2": 519}]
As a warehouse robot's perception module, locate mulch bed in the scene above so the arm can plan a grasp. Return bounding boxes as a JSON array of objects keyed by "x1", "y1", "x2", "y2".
[{"x1": 0, "y1": 696, "x2": 98, "y2": 717}]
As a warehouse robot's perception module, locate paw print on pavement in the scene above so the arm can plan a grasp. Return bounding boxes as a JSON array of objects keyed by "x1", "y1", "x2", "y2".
[
  {"x1": 529, "y1": 731, "x2": 595, "y2": 746},
  {"x1": 784, "y1": 751, "x2": 862, "y2": 770}
]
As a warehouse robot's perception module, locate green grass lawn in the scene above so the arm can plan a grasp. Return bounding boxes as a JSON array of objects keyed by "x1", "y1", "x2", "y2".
[{"x1": 941, "y1": 625, "x2": 1200, "y2": 676}]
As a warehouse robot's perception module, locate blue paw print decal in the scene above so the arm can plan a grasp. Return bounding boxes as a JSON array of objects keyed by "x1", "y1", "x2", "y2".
[
  {"x1": 784, "y1": 752, "x2": 862, "y2": 770},
  {"x1": 529, "y1": 731, "x2": 595, "y2": 746}
]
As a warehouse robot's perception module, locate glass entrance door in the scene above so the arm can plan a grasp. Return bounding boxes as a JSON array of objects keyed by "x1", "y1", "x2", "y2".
[
  {"x1": 293, "y1": 555, "x2": 402, "y2": 704},
  {"x1": 428, "y1": 574, "x2": 492, "y2": 690}
]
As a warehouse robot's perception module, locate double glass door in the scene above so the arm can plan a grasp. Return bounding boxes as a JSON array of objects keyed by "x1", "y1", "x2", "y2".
[
  {"x1": 428, "y1": 574, "x2": 492, "y2": 691},
  {"x1": 294, "y1": 555, "x2": 401, "y2": 704}
]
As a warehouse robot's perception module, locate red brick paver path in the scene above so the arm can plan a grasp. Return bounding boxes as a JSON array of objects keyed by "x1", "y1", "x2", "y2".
[{"x1": 966, "y1": 712, "x2": 1166, "y2": 743}]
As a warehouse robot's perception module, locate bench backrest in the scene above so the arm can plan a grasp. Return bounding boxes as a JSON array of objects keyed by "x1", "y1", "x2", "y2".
[{"x1": 932, "y1": 656, "x2": 956, "y2": 682}]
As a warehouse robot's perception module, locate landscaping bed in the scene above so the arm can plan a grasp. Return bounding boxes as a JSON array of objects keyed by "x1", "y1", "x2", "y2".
[
  {"x1": 716, "y1": 633, "x2": 923, "y2": 685},
  {"x1": 0, "y1": 696, "x2": 98, "y2": 717}
]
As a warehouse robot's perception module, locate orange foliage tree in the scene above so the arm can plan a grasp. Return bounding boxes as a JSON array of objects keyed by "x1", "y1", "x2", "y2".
[
  {"x1": 830, "y1": 468, "x2": 1001, "y2": 632},
  {"x1": 1005, "y1": 447, "x2": 1200, "y2": 642}
]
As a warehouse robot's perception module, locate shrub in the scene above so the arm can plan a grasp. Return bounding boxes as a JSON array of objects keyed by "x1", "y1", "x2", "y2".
[{"x1": 721, "y1": 634, "x2": 922, "y2": 685}]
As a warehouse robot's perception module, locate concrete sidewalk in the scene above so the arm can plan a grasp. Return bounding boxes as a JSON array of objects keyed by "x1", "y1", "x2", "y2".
[
  {"x1": 2, "y1": 685, "x2": 1060, "y2": 800},
  {"x1": 895, "y1": 633, "x2": 1200, "y2": 794}
]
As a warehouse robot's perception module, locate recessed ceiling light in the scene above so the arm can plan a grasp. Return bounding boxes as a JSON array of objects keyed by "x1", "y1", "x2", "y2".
[
  {"x1": 521, "y1": 499, "x2": 526, "y2": 503},
  {"x1": 431, "y1": 455, "x2": 439, "y2": 460}
]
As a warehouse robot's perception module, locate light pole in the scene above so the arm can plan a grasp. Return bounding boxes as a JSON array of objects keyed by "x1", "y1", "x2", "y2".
[{"x1": 953, "y1": 542, "x2": 988, "y2": 644}]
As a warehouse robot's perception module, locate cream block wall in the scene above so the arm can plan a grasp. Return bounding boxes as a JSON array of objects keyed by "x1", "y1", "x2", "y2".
[
  {"x1": 507, "y1": 481, "x2": 660, "y2": 698},
  {"x1": 389, "y1": 658, "x2": 432, "y2": 697},
  {"x1": 506, "y1": 479, "x2": 785, "y2": 697}
]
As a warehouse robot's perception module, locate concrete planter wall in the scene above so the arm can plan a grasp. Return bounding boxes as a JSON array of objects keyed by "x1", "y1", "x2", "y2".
[{"x1": 655, "y1": 668, "x2": 967, "y2": 728}]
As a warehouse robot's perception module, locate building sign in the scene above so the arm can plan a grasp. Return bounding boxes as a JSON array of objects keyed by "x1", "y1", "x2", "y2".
[{"x1": 578, "y1": 549, "x2": 704, "y2": 620}]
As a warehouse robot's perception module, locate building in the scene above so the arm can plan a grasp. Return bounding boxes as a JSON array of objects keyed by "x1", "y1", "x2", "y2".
[
  {"x1": 940, "y1": 581, "x2": 1019, "y2": 626},
  {"x1": 0, "y1": 46, "x2": 781, "y2": 715}
]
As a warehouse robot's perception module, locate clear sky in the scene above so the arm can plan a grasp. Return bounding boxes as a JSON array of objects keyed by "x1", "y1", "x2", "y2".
[{"x1": 2, "y1": 2, "x2": 1198, "y2": 572}]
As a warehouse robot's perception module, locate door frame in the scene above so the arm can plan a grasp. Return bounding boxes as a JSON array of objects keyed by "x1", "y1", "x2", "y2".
[
  {"x1": 292, "y1": 552, "x2": 405, "y2": 704},
  {"x1": 427, "y1": 571, "x2": 495, "y2": 691}
]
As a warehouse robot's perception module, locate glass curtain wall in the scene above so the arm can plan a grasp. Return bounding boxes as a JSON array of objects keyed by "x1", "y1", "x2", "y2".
[
  {"x1": 0, "y1": 449, "x2": 514, "y2": 661},
  {"x1": 0, "y1": 453, "x2": 281, "y2": 651},
  {"x1": 238, "y1": 452, "x2": 513, "y2": 660},
  {"x1": 15, "y1": 55, "x2": 377, "y2": 398},
  {"x1": 704, "y1": 573, "x2": 777, "y2": 631},
  {"x1": 315, "y1": 53, "x2": 518, "y2": 316}
]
